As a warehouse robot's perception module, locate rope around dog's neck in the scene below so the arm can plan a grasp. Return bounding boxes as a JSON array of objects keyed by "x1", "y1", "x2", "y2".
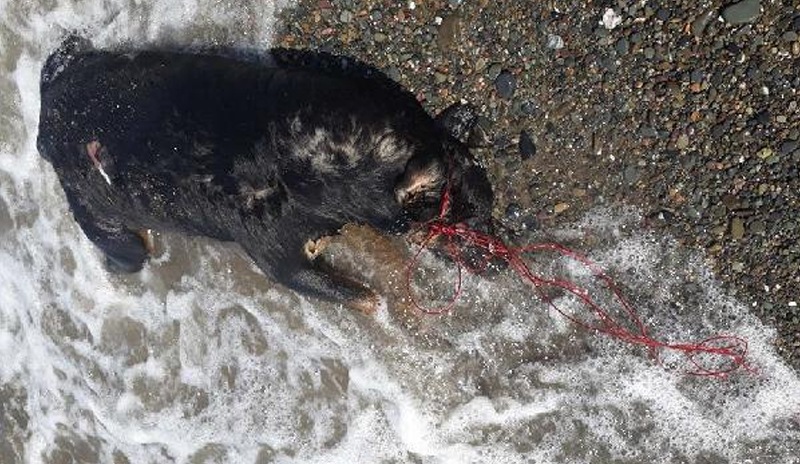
[{"x1": 405, "y1": 169, "x2": 754, "y2": 378}]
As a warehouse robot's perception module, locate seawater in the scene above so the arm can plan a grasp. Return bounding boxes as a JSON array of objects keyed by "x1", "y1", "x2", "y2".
[{"x1": 0, "y1": 1, "x2": 799, "y2": 463}]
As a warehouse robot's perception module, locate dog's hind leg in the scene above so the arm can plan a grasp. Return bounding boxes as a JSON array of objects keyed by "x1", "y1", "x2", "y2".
[
  {"x1": 63, "y1": 190, "x2": 150, "y2": 273},
  {"x1": 290, "y1": 259, "x2": 380, "y2": 314}
]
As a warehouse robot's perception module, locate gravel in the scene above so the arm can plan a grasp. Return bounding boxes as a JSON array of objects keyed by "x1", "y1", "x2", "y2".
[{"x1": 277, "y1": 0, "x2": 800, "y2": 371}]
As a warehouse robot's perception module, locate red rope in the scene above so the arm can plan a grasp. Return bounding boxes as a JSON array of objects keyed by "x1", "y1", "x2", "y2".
[{"x1": 405, "y1": 178, "x2": 755, "y2": 378}]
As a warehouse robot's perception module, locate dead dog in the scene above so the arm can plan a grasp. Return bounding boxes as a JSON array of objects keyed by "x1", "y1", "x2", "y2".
[{"x1": 37, "y1": 36, "x2": 494, "y2": 313}]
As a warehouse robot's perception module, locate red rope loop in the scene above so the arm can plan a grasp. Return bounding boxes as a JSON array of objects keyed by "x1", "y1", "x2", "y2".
[{"x1": 405, "y1": 178, "x2": 755, "y2": 378}]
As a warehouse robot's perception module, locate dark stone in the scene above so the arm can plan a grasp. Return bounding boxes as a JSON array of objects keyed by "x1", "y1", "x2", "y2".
[
  {"x1": 495, "y1": 70, "x2": 516, "y2": 99},
  {"x1": 779, "y1": 139, "x2": 798, "y2": 155},
  {"x1": 519, "y1": 130, "x2": 536, "y2": 159},
  {"x1": 615, "y1": 37, "x2": 630, "y2": 55}
]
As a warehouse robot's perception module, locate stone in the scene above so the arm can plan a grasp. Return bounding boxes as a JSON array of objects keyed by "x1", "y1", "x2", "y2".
[
  {"x1": 721, "y1": 0, "x2": 761, "y2": 25},
  {"x1": 731, "y1": 217, "x2": 745, "y2": 240},
  {"x1": 554, "y1": 202, "x2": 570, "y2": 214},
  {"x1": 437, "y1": 14, "x2": 461, "y2": 50},
  {"x1": 495, "y1": 70, "x2": 516, "y2": 99},
  {"x1": 519, "y1": 130, "x2": 536, "y2": 159}
]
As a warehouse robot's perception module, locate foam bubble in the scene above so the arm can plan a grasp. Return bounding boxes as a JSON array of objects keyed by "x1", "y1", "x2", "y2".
[{"x1": 1, "y1": 1, "x2": 799, "y2": 463}]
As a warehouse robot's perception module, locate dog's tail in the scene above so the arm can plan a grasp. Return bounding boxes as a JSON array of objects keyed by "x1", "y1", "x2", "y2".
[{"x1": 41, "y1": 34, "x2": 92, "y2": 90}]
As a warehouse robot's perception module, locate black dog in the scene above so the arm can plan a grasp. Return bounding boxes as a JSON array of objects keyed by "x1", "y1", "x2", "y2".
[{"x1": 37, "y1": 36, "x2": 493, "y2": 311}]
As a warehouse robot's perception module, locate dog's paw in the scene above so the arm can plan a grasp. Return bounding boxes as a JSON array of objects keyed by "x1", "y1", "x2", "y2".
[
  {"x1": 137, "y1": 229, "x2": 156, "y2": 255},
  {"x1": 304, "y1": 235, "x2": 333, "y2": 260}
]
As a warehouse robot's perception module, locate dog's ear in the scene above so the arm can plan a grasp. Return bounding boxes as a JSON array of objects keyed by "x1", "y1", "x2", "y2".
[{"x1": 435, "y1": 103, "x2": 479, "y2": 145}]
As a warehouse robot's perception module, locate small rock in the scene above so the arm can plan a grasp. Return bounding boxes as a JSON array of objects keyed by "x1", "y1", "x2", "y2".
[
  {"x1": 721, "y1": 0, "x2": 761, "y2": 25},
  {"x1": 339, "y1": 10, "x2": 353, "y2": 23},
  {"x1": 615, "y1": 38, "x2": 629, "y2": 55},
  {"x1": 644, "y1": 47, "x2": 655, "y2": 59},
  {"x1": 731, "y1": 217, "x2": 745, "y2": 240},
  {"x1": 691, "y1": 9, "x2": 716, "y2": 37},
  {"x1": 437, "y1": 14, "x2": 461, "y2": 50},
  {"x1": 779, "y1": 140, "x2": 798, "y2": 155},
  {"x1": 640, "y1": 126, "x2": 658, "y2": 138},
  {"x1": 656, "y1": 8, "x2": 671, "y2": 21},
  {"x1": 495, "y1": 70, "x2": 516, "y2": 99},
  {"x1": 677, "y1": 133, "x2": 690, "y2": 150},
  {"x1": 624, "y1": 165, "x2": 640, "y2": 184},
  {"x1": 519, "y1": 130, "x2": 536, "y2": 159},
  {"x1": 601, "y1": 8, "x2": 623, "y2": 30},
  {"x1": 487, "y1": 63, "x2": 503, "y2": 80},
  {"x1": 374, "y1": 32, "x2": 387, "y2": 43},
  {"x1": 750, "y1": 220, "x2": 766, "y2": 234},
  {"x1": 756, "y1": 147, "x2": 773, "y2": 159},
  {"x1": 554, "y1": 202, "x2": 570, "y2": 214},
  {"x1": 505, "y1": 203, "x2": 522, "y2": 221},
  {"x1": 546, "y1": 34, "x2": 565, "y2": 50}
]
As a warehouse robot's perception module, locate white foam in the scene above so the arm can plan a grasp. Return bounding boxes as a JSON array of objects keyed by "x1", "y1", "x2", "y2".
[{"x1": 1, "y1": 1, "x2": 799, "y2": 463}]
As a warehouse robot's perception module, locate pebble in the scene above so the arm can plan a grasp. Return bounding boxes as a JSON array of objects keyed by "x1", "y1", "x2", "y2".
[
  {"x1": 495, "y1": 70, "x2": 516, "y2": 99},
  {"x1": 757, "y1": 147, "x2": 773, "y2": 159},
  {"x1": 505, "y1": 203, "x2": 522, "y2": 221},
  {"x1": 691, "y1": 9, "x2": 716, "y2": 37},
  {"x1": 779, "y1": 140, "x2": 798, "y2": 155},
  {"x1": 437, "y1": 14, "x2": 461, "y2": 50},
  {"x1": 487, "y1": 63, "x2": 503, "y2": 80},
  {"x1": 519, "y1": 130, "x2": 536, "y2": 159},
  {"x1": 601, "y1": 8, "x2": 622, "y2": 30},
  {"x1": 554, "y1": 202, "x2": 570, "y2": 214},
  {"x1": 615, "y1": 38, "x2": 629, "y2": 55},
  {"x1": 677, "y1": 133, "x2": 690, "y2": 150},
  {"x1": 339, "y1": 10, "x2": 353, "y2": 23},
  {"x1": 721, "y1": 0, "x2": 761, "y2": 25},
  {"x1": 731, "y1": 217, "x2": 746, "y2": 240},
  {"x1": 546, "y1": 34, "x2": 565, "y2": 50}
]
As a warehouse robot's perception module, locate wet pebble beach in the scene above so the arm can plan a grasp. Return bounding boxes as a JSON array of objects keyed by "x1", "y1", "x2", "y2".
[{"x1": 277, "y1": 0, "x2": 800, "y2": 371}]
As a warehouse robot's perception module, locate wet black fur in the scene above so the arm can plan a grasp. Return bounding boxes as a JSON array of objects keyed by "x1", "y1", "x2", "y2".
[{"x1": 37, "y1": 37, "x2": 493, "y2": 305}]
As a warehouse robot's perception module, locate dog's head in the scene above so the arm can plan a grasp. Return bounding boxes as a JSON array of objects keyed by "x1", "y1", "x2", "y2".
[{"x1": 394, "y1": 103, "x2": 494, "y2": 233}]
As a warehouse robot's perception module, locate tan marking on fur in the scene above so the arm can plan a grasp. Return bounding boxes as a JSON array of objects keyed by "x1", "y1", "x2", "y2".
[
  {"x1": 395, "y1": 162, "x2": 444, "y2": 205},
  {"x1": 374, "y1": 130, "x2": 414, "y2": 163},
  {"x1": 284, "y1": 118, "x2": 414, "y2": 173}
]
